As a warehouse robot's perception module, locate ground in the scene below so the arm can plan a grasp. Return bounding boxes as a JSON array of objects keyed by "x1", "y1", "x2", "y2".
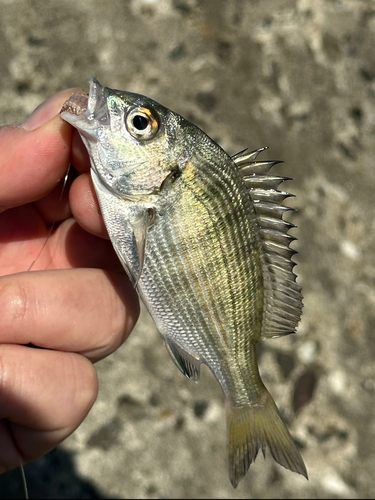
[{"x1": 0, "y1": 0, "x2": 374, "y2": 498}]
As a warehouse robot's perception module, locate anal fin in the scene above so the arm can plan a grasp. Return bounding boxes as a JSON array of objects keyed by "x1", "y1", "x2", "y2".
[{"x1": 164, "y1": 338, "x2": 201, "y2": 381}]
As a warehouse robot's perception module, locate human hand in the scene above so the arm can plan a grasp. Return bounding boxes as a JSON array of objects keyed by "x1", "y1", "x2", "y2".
[{"x1": 0, "y1": 90, "x2": 140, "y2": 473}]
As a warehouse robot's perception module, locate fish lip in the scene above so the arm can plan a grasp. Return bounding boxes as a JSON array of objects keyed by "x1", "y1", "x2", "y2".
[{"x1": 60, "y1": 77, "x2": 109, "y2": 135}]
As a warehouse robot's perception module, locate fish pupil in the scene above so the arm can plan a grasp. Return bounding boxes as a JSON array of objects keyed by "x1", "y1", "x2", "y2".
[{"x1": 132, "y1": 115, "x2": 149, "y2": 130}]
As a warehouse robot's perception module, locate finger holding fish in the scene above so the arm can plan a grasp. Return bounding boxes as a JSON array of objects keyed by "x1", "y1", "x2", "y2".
[
  {"x1": 0, "y1": 89, "x2": 89, "y2": 218},
  {"x1": 0, "y1": 268, "x2": 139, "y2": 362},
  {"x1": 0, "y1": 117, "x2": 72, "y2": 213},
  {"x1": 69, "y1": 171, "x2": 110, "y2": 239}
]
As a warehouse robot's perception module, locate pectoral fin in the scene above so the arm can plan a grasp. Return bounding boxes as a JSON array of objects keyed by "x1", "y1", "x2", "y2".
[
  {"x1": 164, "y1": 337, "x2": 201, "y2": 381},
  {"x1": 130, "y1": 207, "x2": 156, "y2": 285}
]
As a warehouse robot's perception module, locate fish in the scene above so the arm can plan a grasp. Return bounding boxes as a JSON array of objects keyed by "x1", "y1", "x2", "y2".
[{"x1": 60, "y1": 78, "x2": 307, "y2": 488}]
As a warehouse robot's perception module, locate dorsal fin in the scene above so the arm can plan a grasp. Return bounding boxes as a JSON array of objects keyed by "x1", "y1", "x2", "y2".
[{"x1": 233, "y1": 148, "x2": 303, "y2": 339}]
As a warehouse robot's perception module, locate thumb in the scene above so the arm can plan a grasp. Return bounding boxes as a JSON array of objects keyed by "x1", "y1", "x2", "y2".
[
  {"x1": 0, "y1": 89, "x2": 82, "y2": 212},
  {"x1": 20, "y1": 88, "x2": 82, "y2": 132}
]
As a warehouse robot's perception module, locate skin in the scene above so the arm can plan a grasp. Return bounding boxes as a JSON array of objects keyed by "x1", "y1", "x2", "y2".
[{"x1": 0, "y1": 89, "x2": 140, "y2": 473}]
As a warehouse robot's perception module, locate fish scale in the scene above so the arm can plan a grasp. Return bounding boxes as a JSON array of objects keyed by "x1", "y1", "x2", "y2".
[
  {"x1": 61, "y1": 78, "x2": 307, "y2": 488},
  {"x1": 145, "y1": 202, "x2": 234, "y2": 359},
  {"x1": 180, "y1": 155, "x2": 263, "y2": 330},
  {"x1": 149, "y1": 159, "x2": 262, "y2": 362}
]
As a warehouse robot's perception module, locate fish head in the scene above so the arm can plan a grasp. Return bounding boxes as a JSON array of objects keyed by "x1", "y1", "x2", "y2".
[{"x1": 61, "y1": 78, "x2": 193, "y2": 200}]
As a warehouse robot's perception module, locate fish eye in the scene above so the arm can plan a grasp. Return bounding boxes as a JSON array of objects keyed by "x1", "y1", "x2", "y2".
[
  {"x1": 126, "y1": 107, "x2": 159, "y2": 140},
  {"x1": 132, "y1": 115, "x2": 149, "y2": 130}
]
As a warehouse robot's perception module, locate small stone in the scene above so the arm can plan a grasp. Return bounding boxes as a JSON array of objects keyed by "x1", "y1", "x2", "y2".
[{"x1": 297, "y1": 341, "x2": 318, "y2": 364}]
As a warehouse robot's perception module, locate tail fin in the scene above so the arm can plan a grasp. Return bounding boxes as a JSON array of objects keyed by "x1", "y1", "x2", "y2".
[{"x1": 227, "y1": 390, "x2": 307, "y2": 488}]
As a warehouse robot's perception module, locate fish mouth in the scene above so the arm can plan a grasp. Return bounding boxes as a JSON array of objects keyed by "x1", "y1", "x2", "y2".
[{"x1": 60, "y1": 78, "x2": 109, "y2": 137}]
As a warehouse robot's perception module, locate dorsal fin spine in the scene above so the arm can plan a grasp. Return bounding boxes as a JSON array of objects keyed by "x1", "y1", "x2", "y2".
[
  {"x1": 232, "y1": 146, "x2": 269, "y2": 162},
  {"x1": 233, "y1": 148, "x2": 303, "y2": 340},
  {"x1": 238, "y1": 160, "x2": 283, "y2": 174}
]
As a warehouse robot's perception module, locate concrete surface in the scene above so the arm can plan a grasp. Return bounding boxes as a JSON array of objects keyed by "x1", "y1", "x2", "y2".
[{"x1": 0, "y1": 0, "x2": 375, "y2": 498}]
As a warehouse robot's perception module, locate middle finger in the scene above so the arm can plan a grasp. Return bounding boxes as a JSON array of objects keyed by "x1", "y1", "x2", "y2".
[{"x1": 0, "y1": 268, "x2": 140, "y2": 362}]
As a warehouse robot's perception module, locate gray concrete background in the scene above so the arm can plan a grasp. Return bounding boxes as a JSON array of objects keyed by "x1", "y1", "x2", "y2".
[{"x1": 0, "y1": 0, "x2": 374, "y2": 498}]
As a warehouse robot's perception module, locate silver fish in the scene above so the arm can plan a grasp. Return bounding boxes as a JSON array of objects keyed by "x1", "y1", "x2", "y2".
[{"x1": 61, "y1": 78, "x2": 307, "y2": 487}]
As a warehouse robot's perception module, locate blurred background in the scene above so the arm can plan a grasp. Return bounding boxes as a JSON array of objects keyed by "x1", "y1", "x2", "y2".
[{"x1": 0, "y1": 0, "x2": 374, "y2": 498}]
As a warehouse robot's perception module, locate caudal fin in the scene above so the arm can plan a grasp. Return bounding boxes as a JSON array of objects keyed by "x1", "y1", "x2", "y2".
[{"x1": 227, "y1": 390, "x2": 307, "y2": 488}]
